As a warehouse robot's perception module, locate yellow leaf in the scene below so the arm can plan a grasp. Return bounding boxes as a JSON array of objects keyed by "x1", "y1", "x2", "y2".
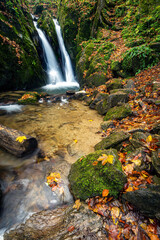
[
  {"x1": 132, "y1": 159, "x2": 141, "y2": 166},
  {"x1": 107, "y1": 155, "x2": 114, "y2": 164},
  {"x1": 89, "y1": 119, "x2": 93, "y2": 122},
  {"x1": 74, "y1": 139, "x2": 78, "y2": 143},
  {"x1": 97, "y1": 154, "x2": 107, "y2": 161},
  {"x1": 73, "y1": 199, "x2": 81, "y2": 210},
  {"x1": 111, "y1": 207, "x2": 120, "y2": 218},
  {"x1": 16, "y1": 136, "x2": 27, "y2": 143},
  {"x1": 146, "y1": 135, "x2": 152, "y2": 143}
]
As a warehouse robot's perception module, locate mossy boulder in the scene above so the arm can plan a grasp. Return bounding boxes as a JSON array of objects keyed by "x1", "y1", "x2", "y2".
[
  {"x1": 76, "y1": 40, "x2": 114, "y2": 87},
  {"x1": 96, "y1": 92, "x2": 129, "y2": 115},
  {"x1": 152, "y1": 150, "x2": 160, "y2": 175},
  {"x1": 68, "y1": 149, "x2": 127, "y2": 200},
  {"x1": 95, "y1": 131, "x2": 130, "y2": 151},
  {"x1": 106, "y1": 78, "x2": 123, "y2": 91},
  {"x1": 104, "y1": 103, "x2": 132, "y2": 121}
]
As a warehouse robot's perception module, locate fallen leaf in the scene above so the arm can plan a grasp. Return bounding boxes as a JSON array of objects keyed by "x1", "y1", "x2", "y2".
[
  {"x1": 111, "y1": 206, "x2": 120, "y2": 218},
  {"x1": 102, "y1": 189, "x2": 109, "y2": 197},
  {"x1": 73, "y1": 199, "x2": 81, "y2": 210},
  {"x1": 93, "y1": 161, "x2": 98, "y2": 166},
  {"x1": 146, "y1": 135, "x2": 152, "y2": 143},
  {"x1": 16, "y1": 136, "x2": 27, "y2": 143},
  {"x1": 74, "y1": 139, "x2": 78, "y2": 143},
  {"x1": 68, "y1": 226, "x2": 75, "y2": 232}
]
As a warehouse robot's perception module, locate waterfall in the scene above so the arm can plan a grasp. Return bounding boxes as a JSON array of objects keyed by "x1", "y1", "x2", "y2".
[
  {"x1": 33, "y1": 18, "x2": 79, "y2": 93},
  {"x1": 53, "y1": 19, "x2": 75, "y2": 83}
]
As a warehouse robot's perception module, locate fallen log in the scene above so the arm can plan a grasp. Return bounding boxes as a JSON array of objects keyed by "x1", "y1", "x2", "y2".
[{"x1": 0, "y1": 124, "x2": 38, "y2": 157}]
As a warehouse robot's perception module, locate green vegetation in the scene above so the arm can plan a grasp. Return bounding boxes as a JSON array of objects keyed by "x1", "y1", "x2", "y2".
[{"x1": 68, "y1": 149, "x2": 127, "y2": 200}]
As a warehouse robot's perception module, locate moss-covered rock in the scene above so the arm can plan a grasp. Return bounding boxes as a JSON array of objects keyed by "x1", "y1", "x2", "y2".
[
  {"x1": 95, "y1": 131, "x2": 130, "y2": 151},
  {"x1": 0, "y1": 0, "x2": 46, "y2": 91},
  {"x1": 101, "y1": 120, "x2": 114, "y2": 130},
  {"x1": 96, "y1": 92, "x2": 129, "y2": 115},
  {"x1": 106, "y1": 78, "x2": 123, "y2": 91},
  {"x1": 152, "y1": 150, "x2": 160, "y2": 175},
  {"x1": 68, "y1": 149, "x2": 127, "y2": 200},
  {"x1": 104, "y1": 103, "x2": 132, "y2": 121}
]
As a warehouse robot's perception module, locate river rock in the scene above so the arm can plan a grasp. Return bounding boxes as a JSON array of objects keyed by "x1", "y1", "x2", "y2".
[
  {"x1": 105, "y1": 78, "x2": 123, "y2": 91},
  {"x1": 122, "y1": 185, "x2": 160, "y2": 220},
  {"x1": 104, "y1": 103, "x2": 132, "y2": 121},
  {"x1": 4, "y1": 203, "x2": 106, "y2": 240},
  {"x1": 101, "y1": 120, "x2": 114, "y2": 130},
  {"x1": 152, "y1": 150, "x2": 160, "y2": 175},
  {"x1": 95, "y1": 131, "x2": 130, "y2": 150},
  {"x1": 96, "y1": 92, "x2": 129, "y2": 115},
  {"x1": 68, "y1": 149, "x2": 127, "y2": 200}
]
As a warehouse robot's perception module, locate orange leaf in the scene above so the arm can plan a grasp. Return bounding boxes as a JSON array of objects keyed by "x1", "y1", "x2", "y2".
[
  {"x1": 102, "y1": 189, "x2": 109, "y2": 197},
  {"x1": 93, "y1": 161, "x2": 98, "y2": 166},
  {"x1": 68, "y1": 226, "x2": 75, "y2": 232}
]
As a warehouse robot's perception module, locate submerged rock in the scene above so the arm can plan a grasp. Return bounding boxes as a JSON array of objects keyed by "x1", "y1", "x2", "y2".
[
  {"x1": 4, "y1": 203, "x2": 106, "y2": 240},
  {"x1": 68, "y1": 149, "x2": 127, "y2": 200},
  {"x1": 122, "y1": 185, "x2": 160, "y2": 220},
  {"x1": 95, "y1": 131, "x2": 130, "y2": 151}
]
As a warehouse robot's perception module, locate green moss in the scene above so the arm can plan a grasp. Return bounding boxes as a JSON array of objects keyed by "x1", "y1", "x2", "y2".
[
  {"x1": 68, "y1": 149, "x2": 127, "y2": 200},
  {"x1": 104, "y1": 103, "x2": 132, "y2": 121}
]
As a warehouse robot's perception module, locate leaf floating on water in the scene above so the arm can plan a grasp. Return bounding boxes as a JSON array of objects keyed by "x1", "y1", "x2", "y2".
[
  {"x1": 16, "y1": 136, "x2": 27, "y2": 143},
  {"x1": 73, "y1": 199, "x2": 81, "y2": 210}
]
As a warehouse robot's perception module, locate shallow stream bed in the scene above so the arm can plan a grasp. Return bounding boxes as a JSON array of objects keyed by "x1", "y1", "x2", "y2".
[{"x1": 0, "y1": 99, "x2": 103, "y2": 237}]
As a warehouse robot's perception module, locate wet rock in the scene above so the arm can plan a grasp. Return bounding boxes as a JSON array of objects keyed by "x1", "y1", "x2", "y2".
[
  {"x1": 4, "y1": 203, "x2": 106, "y2": 240},
  {"x1": 152, "y1": 150, "x2": 160, "y2": 175},
  {"x1": 96, "y1": 94, "x2": 109, "y2": 115},
  {"x1": 95, "y1": 131, "x2": 130, "y2": 151},
  {"x1": 122, "y1": 185, "x2": 160, "y2": 220},
  {"x1": 104, "y1": 103, "x2": 132, "y2": 121},
  {"x1": 68, "y1": 149, "x2": 127, "y2": 200},
  {"x1": 101, "y1": 120, "x2": 114, "y2": 130},
  {"x1": 132, "y1": 131, "x2": 149, "y2": 142}
]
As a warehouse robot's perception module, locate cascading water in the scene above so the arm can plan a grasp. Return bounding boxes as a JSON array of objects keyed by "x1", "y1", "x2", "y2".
[
  {"x1": 33, "y1": 19, "x2": 79, "y2": 93},
  {"x1": 53, "y1": 19, "x2": 75, "y2": 83}
]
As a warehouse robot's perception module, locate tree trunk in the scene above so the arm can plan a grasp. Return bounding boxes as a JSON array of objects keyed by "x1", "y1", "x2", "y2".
[
  {"x1": 0, "y1": 124, "x2": 38, "y2": 157},
  {"x1": 91, "y1": 0, "x2": 105, "y2": 37}
]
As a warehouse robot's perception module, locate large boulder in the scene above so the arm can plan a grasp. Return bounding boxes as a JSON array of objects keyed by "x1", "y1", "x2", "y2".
[
  {"x1": 104, "y1": 103, "x2": 132, "y2": 121},
  {"x1": 122, "y1": 185, "x2": 160, "y2": 220},
  {"x1": 95, "y1": 131, "x2": 130, "y2": 151},
  {"x1": 4, "y1": 203, "x2": 106, "y2": 240},
  {"x1": 152, "y1": 150, "x2": 160, "y2": 175},
  {"x1": 68, "y1": 149, "x2": 127, "y2": 200},
  {"x1": 96, "y1": 92, "x2": 129, "y2": 115}
]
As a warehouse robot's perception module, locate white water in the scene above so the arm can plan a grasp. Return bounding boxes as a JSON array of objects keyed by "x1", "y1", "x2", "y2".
[
  {"x1": 53, "y1": 19, "x2": 76, "y2": 83},
  {"x1": 33, "y1": 21, "x2": 64, "y2": 85},
  {"x1": 0, "y1": 105, "x2": 23, "y2": 113},
  {"x1": 33, "y1": 19, "x2": 79, "y2": 92}
]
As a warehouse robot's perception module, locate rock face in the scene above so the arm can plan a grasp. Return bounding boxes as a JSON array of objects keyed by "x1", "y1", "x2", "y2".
[
  {"x1": 68, "y1": 149, "x2": 127, "y2": 200},
  {"x1": 4, "y1": 203, "x2": 106, "y2": 240},
  {"x1": 0, "y1": 0, "x2": 46, "y2": 91},
  {"x1": 122, "y1": 185, "x2": 160, "y2": 220},
  {"x1": 95, "y1": 131, "x2": 130, "y2": 151}
]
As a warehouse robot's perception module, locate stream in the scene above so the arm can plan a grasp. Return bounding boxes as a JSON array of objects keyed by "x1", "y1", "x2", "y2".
[{"x1": 0, "y1": 99, "x2": 103, "y2": 238}]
